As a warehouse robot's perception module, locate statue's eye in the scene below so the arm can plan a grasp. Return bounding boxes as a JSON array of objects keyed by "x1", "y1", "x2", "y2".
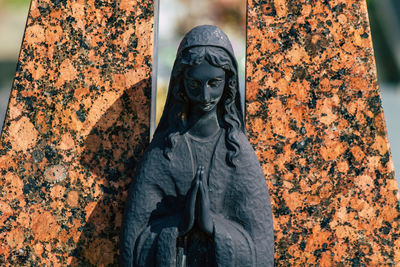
[
  {"x1": 188, "y1": 80, "x2": 201, "y2": 88},
  {"x1": 208, "y1": 79, "x2": 222, "y2": 88}
]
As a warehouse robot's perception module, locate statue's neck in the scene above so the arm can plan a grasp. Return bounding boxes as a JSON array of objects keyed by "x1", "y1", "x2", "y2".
[{"x1": 187, "y1": 108, "x2": 220, "y2": 139}]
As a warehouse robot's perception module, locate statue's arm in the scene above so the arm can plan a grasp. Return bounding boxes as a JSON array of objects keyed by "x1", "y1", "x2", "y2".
[
  {"x1": 233, "y1": 161, "x2": 274, "y2": 266},
  {"x1": 236, "y1": 137, "x2": 275, "y2": 266},
  {"x1": 119, "y1": 158, "x2": 164, "y2": 267},
  {"x1": 192, "y1": 164, "x2": 256, "y2": 266},
  {"x1": 212, "y1": 175, "x2": 274, "y2": 267},
  {"x1": 212, "y1": 215, "x2": 256, "y2": 267},
  {"x1": 212, "y1": 140, "x2": 274, "y2": 266}
]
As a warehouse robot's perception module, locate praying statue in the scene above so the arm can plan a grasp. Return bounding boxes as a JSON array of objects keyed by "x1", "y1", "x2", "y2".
[{"x1": 120, "y1": 25, "x2": 274, "y2": 267}]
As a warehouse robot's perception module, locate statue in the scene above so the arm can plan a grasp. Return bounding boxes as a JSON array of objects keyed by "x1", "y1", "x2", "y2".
[{"x1": 120, "y1": 25, "x2": 274, "y2": 267}]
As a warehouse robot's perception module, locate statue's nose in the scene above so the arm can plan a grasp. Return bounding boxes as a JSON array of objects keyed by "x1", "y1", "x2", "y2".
[{"x1": 200, "y1": 85, "x2": 211, "y2": 102}]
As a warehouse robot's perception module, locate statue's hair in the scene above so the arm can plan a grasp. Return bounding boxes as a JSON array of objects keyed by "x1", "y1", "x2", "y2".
[{"x1": 154, "y1": 46, "x2": 243, "y2": 167}]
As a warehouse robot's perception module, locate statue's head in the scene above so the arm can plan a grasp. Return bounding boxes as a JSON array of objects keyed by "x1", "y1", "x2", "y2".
[
  {"x1": 172, "y1": 45, "x2": 240, "y2": 120},
  {"x1": 154, "y1": 25, "x2": 244, "y2": 166}
]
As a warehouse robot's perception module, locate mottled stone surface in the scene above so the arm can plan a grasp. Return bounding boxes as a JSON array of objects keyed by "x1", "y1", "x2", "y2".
[
  {"x1": 246, "y1": 0, "x2": 400, "y2": 265},
  {"x1": 0, "y1": 0, "x2": 153, "y2": 265}
]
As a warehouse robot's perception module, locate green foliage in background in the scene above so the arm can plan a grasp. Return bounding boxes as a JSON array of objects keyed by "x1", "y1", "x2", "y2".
[{"x1": 2, "y1": 0, "x2": 30, "y2": 9}]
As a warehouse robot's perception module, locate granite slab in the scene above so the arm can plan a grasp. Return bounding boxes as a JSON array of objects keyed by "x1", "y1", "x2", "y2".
[
  {"x1": 0, "y1": 0, "x2": 153, "y2": 265},
  {"x1": 246, "y1": 0, "x2": 400, "y2": 265}
]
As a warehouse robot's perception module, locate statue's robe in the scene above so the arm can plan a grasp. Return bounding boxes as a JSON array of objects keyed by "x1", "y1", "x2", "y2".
[{"x1": 120, "y1": 130, "x2": 274, "y2": 267}]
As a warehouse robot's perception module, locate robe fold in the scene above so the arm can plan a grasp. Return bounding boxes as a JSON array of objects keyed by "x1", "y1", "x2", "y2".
[{"x1": 120, "y1": 130, "x2": 274, "y2": 267}]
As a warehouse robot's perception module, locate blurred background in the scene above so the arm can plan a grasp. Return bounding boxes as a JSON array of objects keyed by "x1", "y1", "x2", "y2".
[
  {"x1": 0, "y1": 0, "x2": 30, "y2": 134},
  {"x1": 0, "y1": 0, "x2": 398, "y2": 176}
]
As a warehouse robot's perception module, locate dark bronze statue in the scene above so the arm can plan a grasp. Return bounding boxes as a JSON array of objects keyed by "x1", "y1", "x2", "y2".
[{"x1": 120, "y1": 25, "x2": 274, "y2": 267}]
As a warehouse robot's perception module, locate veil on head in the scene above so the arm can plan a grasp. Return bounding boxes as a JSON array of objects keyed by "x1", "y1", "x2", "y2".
[{"x1": 154, "y1": 25, "x2": 245, "y2": 141}]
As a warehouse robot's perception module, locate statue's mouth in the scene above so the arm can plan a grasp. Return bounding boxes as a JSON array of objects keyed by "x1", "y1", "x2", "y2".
[{"x1": 199, "y1": 101, "x2": 216, "y2": 110}]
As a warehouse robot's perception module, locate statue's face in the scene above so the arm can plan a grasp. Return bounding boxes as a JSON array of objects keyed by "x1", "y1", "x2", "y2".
[{"x1": 184, "y1": 61, "x2": 226, "y2": 113}]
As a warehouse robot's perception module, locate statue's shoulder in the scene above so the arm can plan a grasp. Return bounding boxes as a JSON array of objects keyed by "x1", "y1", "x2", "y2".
[
  {"x1": 138, "y1": 139, "x2": 166, "y2": 167},
  {"x1": 132, "y1": 140, "x2": 170, "y2": 185},
  {"x1": 140, "y1": 133, "x2": 187, "y2": 165},
  {"x1": 236, "y1": 131, "x2": 257, "y2": 156},
  {"x1": 229, "y1": 131, "x2": 263, "y2": 172}
]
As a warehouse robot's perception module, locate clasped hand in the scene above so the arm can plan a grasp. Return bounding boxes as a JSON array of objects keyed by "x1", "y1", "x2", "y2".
[{"x1": 180, "y1": 166, "x2": 214, "y2": 236}]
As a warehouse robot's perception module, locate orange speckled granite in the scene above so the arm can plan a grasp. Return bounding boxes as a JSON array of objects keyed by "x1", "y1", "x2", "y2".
[
  {"x1": 0, "y1": 0, "x2": 153, "y2": 265},
  {"x1": 246, "y1": 0, "x2": 399, "y2": 265}
]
